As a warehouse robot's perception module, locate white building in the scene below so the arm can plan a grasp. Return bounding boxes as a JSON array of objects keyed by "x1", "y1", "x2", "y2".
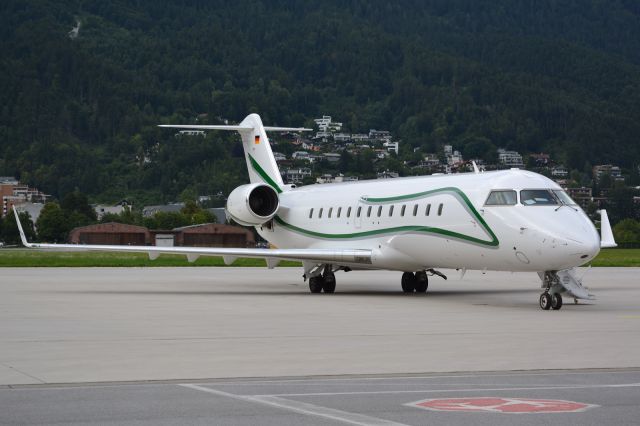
[
  {"x1": 383, "y1": 141, "x2": 399, "y2": 155},
  {"x1": 292, "y1": 151, "x2": 310, "y2": 161},
  {"x1": 272, "y1": 152, "x2": 287, "y2": 162},
  {"x1": 283, "y1": 168, "x2": 312, "y2": 184},
  {"x1": 551, "y1": 166, "x2": 568, "y2": 178},
  {"x1": 333, "y1": 133, "x2": 351, "y2": 143},
  {"x1": 498, "y1": 149, "x2": 524, "y2": 168},
  {"x1": 593, "y1": 164, "x2": 624, "y2": 183}
]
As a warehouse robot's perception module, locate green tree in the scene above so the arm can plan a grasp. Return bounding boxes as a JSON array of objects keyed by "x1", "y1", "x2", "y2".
[
  {"x1": 36, "y1": 203, "x2": 72, "y2": 243},
  {"x1": 613, "y1": 219, "x2": 640, "y2": 245},
  {"x1": 1, "y1": 211, "x2": 36, "y2": 245}
]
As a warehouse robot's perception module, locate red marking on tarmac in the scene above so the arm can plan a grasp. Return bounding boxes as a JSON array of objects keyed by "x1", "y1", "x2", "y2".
[{"x1": 407, "y1": 397, "x2": 597, "y2": 414}]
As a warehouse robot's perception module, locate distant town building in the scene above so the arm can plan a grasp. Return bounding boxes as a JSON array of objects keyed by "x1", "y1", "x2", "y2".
[
  {"x1": 292, "y1": 151, "x2": 310, "y2": 161},
  {"x1": 1, "y1": 178, "x2": 49, "y2": 217},
  {"x1": 593, "y1": 164, "x2": 624, "y2": 183},
  {"x1": 351, "y1": 133, "x2": 369, "y2": 143},
  {"x1": 272, "y1": 152, "x2": 287, "y2": 162},
  {"x1": 94, "y1": 201, "x2": 130, "y2": 220},
  {"x1": 529, "y1": 153, "x2": 551, "y2": 166},
  {"x1": 383, "y1": 141, "x2": 399, "y2": 155},
  {"x1": 142, "y1": 203, "x2": 184, "y2": 218},
  {"x1": 377, "y1": 170, "x2": 399, "y2": 179},
  {"x1": 369, "y1": 129, "x2": 392, "y2": 142},
  {"x1": 176, "y1": 130, "x2": 205, "y2": 137},
  {"x1": 322, "y1": 153, "x2": 341, "y2": 163},
  {"x1": 333, "y1": 133, "x2": 351, "y2": 143},
  {"x1": 498, "y1": 149, "x2": 524, "y2": 168},
  {"x1": 316, "y1": 174, "x2": 358, "y2": 184},
  {"x1": 551, "y1": 166, "x2": 568, "y2": 178},
  {"x1": 282, "y1": 168, "x2": 312, "y2": 184},
  {"x1": 314, "y1": 116, "x2": 342, "y2": 140}
]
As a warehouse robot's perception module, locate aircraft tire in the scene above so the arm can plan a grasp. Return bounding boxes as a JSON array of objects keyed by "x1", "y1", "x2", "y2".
[
  {"x1": 401, "y1": 272, "x2": 416, "y2": 293},
  {"x1": 551, "y1": 293, "x2": 563, "y2": 310},
  {"x1": 415, "y1": 271, "x2": 428, "y2": 293},
  {"x1": 309, "y1": 276, "x2": 323, "y2": 293},
  {"x1": 539, "y1": 292, "x2": 552, "y2": 310},
  {"x1": 322, "y1": 272, "x2": 336, "y2": 293}
]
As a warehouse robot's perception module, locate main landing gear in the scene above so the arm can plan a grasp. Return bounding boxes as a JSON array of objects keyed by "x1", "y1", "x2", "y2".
[
  {"x1": 401, "y1": 271, "x2": 428, "y2": 293},
  {"x1": 308, "y1": 266, "x2": 336, "y2": 294}
]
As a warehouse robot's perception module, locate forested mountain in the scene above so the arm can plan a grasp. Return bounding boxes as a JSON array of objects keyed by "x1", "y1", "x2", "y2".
[{"x1": 1, "y1": 0, "x2": 640, "y2": 204}]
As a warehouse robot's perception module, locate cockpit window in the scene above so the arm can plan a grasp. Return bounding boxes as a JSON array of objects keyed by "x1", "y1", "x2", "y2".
[
  {"x1": 485, "y1": 190, "x2": 517, "y2": 206},
  {"x1": 520, "y1": 189, "x2": 559, "y2": 206},
  {"x1": 553, "y1": 190, "x2": 577, "y2": 206}
]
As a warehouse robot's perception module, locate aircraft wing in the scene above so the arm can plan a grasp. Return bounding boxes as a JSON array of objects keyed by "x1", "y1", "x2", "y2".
[{"x1": 13, "y1": 209, "x2": 371, "y2": 267}]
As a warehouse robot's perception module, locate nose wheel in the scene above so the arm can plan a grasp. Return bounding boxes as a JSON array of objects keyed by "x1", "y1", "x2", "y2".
[{"x1": 539, "y1": 292, "x2": 563, "y2": 310}]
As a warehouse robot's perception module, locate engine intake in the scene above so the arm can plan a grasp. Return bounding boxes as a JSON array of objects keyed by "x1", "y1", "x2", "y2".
[{"x1": 226, "y1": 183, "x2": 280, "y2": 226}]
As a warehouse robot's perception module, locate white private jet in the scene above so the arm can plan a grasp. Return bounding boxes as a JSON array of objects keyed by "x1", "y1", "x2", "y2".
[{"x1": 14, "y1": 113, "x2": 617, "y2": 310}]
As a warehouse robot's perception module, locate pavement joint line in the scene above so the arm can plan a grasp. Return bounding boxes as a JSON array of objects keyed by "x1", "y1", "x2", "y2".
[
  {"x1": 0, "y1": 362, "x2": 45, "y2": 384},
  {"x1": 2, "y1": 368, "x2": 640, "y2": 389},
  {"x1": 178, "y1": 383, "x2": 409, "y2": 426},
  {"x1": 256, "y1": 382, "x2": 640, "y2": 397},
  {"x1": 206, "y1": 369, "x2": 640, "y2": 386}
]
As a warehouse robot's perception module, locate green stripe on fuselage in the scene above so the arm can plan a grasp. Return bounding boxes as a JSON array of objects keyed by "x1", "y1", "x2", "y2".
[{"x1": 275, "y1": 187, "x2": 499, "y2": 247}]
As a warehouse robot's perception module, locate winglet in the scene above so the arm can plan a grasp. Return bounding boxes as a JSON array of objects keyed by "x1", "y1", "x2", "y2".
[
  {"x1": 599, "y1": 209, "x2": 617, "y2": 248},
  {"x1": 12, "y1": 207, "x2": 34, "y2": 248},
  {"x1": 472, "y1": 161, "x2": 480, "y2": 174}
]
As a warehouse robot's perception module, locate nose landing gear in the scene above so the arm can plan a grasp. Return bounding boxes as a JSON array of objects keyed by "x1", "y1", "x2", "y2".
[{"x1": 539, "y1": 292, "x2": 563, "y2": 310}]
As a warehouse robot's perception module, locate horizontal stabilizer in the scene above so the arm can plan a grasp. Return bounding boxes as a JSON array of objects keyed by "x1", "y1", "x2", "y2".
[{"x1": 158, "y1": 124, "x2": 312, "y2": 132}]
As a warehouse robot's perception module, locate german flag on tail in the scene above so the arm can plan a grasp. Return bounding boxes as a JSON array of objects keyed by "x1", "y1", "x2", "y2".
[{"x1": 254, "y1": 135, "x2": 260, "y2": 144}]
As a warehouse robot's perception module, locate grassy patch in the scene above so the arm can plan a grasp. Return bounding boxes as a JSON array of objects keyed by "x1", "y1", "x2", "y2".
[
  {"x1": 0, "y1": 249, "x2": 301, "y2": 267},
  {"x1": 590, "y1": 248, "x2": 640, "y2": 267}
]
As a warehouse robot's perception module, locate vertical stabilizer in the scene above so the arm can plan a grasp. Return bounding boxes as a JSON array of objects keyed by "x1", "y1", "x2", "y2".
[
  {"x1": 237, "y1": 114, "x2": 285, "y2": 193},
  {"x1": 158, "y1": 114, "x2": 310, "y2": 192}
]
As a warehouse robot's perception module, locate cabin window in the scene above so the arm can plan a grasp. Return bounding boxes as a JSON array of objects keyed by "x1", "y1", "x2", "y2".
[
  {"x1": 367, "y1": 206, "x2": 372, "y2": 217},
  {"x1": 328, "y1": 207, "x2": 333, "y2": 218},
  {"x1": 337, "y1": 207, "x2": 342, "y2": 218},
  {"x1": 377, "y1": 206, "x2": 382, "y2": 217},
  {"x1": 485, "y1": 190, "x2": 517, "y2": 206},
  {"x1": 426, "y1": 204, "x2": 431, "y2": 216},
  {"x1": 413, "y1": 204, "x2": 418, "y2": 216},
  {"x1": 401, "y1": 205, "x2": 406, "y2": 216},
  {"x1": 357, "y1": 206, "x2": 362, "y2": 217},
  {"x1": 309, "y1": 208, "x2": 314, "y2": 219},
  {"x1": 389, "y1": 205, "x2": 394, "y2": 216},
  {"x1": 438, "y1": 203, "x2": 443, "y2": 216},
  {"x1": 347, "y1": 207, "x2": 352, "y2": 217},
  {"x1": 319, "y1": 208, "x2": 323, "y2": 218},
  {"x1": 553, "y1": 190, "x2": 577, "y2": 206},
  {"x1": 520, "y1": 189, "x2": 559, "y2": 206}
]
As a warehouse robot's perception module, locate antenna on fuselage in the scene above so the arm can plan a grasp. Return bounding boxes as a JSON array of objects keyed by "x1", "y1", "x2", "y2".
[{"x1": 472, "y1": 161, "x2": 480, "y2": 174}]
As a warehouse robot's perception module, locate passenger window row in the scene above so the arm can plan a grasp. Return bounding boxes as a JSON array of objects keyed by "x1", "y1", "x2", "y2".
[{"x1": 308, "y1": 202, "x2": 444, "y2": 219}]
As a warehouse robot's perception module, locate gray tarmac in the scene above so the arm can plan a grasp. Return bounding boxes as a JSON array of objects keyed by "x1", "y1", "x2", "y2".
[{"x1": 1, "y1": 267, "x2": 639, "y2": 424}]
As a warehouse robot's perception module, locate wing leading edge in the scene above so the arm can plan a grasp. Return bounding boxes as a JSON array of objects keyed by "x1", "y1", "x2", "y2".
[{"x1": 12, "y1": 208, "x2": 371, "y2": 267}]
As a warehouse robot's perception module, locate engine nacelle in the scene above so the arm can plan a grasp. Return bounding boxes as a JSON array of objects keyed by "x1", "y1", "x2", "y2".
[{"x1": 226, "y1": 183, "x2": 280, "y2": 226}]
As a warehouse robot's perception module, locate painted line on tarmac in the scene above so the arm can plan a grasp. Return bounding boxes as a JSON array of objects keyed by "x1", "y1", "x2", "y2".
[
  {"x1": 258, "y1": 382, "x2": 640, "y2": 397},
  {"x1": 209, "y1": 369, "x2": 640, "y2": 386},
  {"x1": 179, "y1": 383, "x2": 408, "y2": 426}
]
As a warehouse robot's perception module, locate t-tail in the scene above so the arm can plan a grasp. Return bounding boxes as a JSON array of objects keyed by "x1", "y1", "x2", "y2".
[{"x1": 159, "y1": 114, "x2": 311, "y2": 193}]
